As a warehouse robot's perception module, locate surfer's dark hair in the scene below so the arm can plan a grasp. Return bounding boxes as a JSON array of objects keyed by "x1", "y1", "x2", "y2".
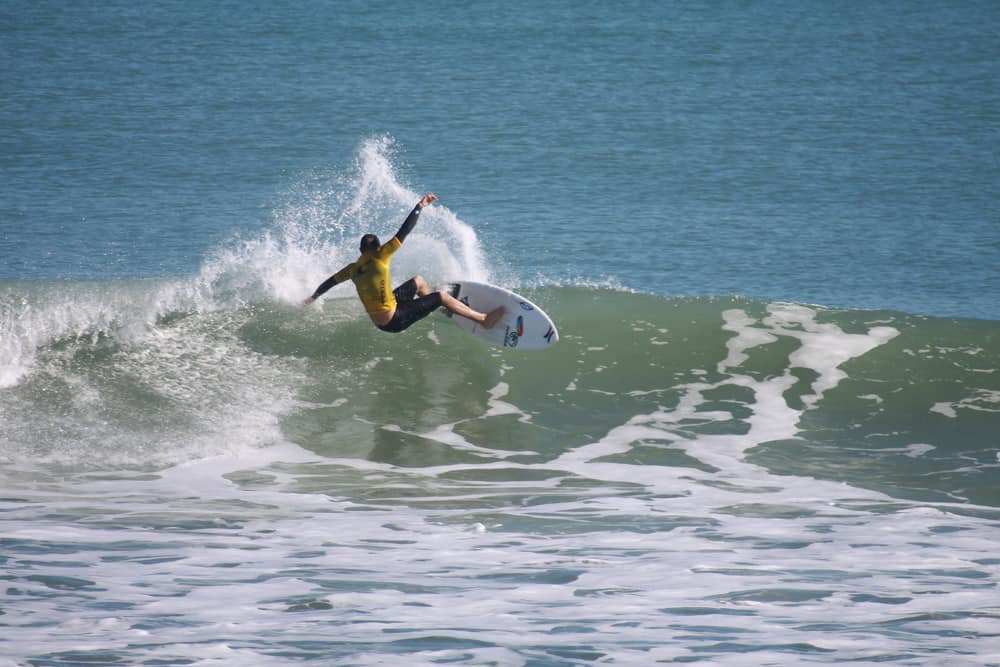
[{"x1": 360, "y1": 234, "x2": 380, "y2": 254}]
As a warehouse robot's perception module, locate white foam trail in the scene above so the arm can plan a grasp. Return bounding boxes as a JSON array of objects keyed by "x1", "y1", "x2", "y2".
[
  {"x1": 472, "y1": 302, "x2": 902, "y2": 497},
  {"x1": 718, "y1": 308, "x2": 778, "y2": 372},
  {"x1": 930, "y1": 388, "x2": 1000, "y2": 418},
  {"x1": 763, "y1": 303, "x2": 899, "y2": 407}
]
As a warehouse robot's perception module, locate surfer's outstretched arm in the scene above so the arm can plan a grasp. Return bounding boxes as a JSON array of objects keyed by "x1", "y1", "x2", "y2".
[
  {"x1": 303, "y1": 275, "x2": 337, "y2": 305},
  {"x1": 303, "y1": 263, "x2": 355, "y2": 306},
  {"x1": 393, "y1": 193, "x2": 437, "y2": 244}
]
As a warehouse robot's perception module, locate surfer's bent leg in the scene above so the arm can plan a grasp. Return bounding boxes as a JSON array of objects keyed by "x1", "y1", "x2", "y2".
[
  {"x1": 380, "y1": 275, "x2": 504, "y2": 332},
  {"x1": 391, "y1": 275, "x2": 431, "y2": 303},
  {"x1": 439, "y1": 292, "x2": 505, "y2": 330}
]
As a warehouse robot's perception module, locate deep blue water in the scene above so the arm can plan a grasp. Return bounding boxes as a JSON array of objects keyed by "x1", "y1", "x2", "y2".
[{"x1": 3, "y1": 0, "x2": 998, "y2": 318}]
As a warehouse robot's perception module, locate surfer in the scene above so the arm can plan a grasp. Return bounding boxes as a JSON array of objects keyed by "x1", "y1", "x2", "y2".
[{"x1": 303, "y1": 193, "x2": 505, "y2": 333}]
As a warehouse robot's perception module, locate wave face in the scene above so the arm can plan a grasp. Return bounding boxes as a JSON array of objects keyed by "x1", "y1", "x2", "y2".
[
  {"x1": 4, "y1": 279, "x2": 1000, "y2": 665},
  {"x1": 4, "y1": 278, "x2": 998, "y2": 507}
]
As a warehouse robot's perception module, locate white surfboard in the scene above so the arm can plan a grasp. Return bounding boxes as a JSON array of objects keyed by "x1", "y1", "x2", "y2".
[{"x1": 439, "y1": 281, "x2": 559, "y2": 350}]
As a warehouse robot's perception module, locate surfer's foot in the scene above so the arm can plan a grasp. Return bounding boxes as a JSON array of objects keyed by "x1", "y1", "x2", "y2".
[{"x1": 482, "y1": 306, "x2": 505, "y2": 330}]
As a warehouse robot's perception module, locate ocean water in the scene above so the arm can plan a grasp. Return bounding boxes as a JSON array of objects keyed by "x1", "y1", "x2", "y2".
[{"x1": 2, "y1": 2, "x2": 999, "y2": 666}]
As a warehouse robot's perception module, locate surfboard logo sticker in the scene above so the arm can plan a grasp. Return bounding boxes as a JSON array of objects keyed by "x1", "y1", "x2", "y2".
[
  {"x1": 502, "y1": 316, "x2": 525, "y2": 347},
  {"x1": 544, "y1": 327, "x2": 555, "y2": 344},
  {"x1": 519, "y1": 301, "x2": 534, "y2": 312},
  {"x1": 505, "y1": 327, "x2": 519, "y2": 347}
]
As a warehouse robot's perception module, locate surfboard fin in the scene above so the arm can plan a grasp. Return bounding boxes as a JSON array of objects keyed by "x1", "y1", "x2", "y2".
[{"x1": 439, "y1": 283, "x2": 461, "y2": 317}]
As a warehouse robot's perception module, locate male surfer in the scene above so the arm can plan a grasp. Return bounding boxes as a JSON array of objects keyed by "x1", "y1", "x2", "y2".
[{"x1": 303, "y1": 193, "x2": 504, "y2": 333}]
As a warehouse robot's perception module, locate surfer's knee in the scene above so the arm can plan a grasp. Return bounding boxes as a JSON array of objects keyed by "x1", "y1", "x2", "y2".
[
  {"x1": 439, "y1": 291, "x2": 473, "y2": 315},
  {"x1": 413, "y1": 275, "x2": 430, "y2": 294}
]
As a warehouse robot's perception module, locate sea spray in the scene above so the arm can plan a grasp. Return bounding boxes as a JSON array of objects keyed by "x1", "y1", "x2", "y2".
[{"x1": 200, "y1": 136, "x2": 493, "y2": 305}]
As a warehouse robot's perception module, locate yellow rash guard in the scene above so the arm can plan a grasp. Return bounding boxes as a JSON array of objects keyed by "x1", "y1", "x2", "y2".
[
  {"x1": 308, "y1": 202, "x2": 426, "y2": 315},
  {"x1": 331, "y1": 236, "x2": 402, "y2": 314}
]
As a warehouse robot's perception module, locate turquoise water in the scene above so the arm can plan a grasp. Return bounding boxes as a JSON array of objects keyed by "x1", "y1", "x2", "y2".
[{"x1": 2, "y1": 2, "x2": 1000, "y2": 665}]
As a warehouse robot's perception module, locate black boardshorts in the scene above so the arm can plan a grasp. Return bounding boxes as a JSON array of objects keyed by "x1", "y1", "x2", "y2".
[{"x1": 377, "y1": 278, "x2": 443, "y2": 333}]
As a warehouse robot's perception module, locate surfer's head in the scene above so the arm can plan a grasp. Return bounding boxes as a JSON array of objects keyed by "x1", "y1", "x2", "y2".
[{"x1": 359, "y1": 234, "x2": 380, "y2": 254}]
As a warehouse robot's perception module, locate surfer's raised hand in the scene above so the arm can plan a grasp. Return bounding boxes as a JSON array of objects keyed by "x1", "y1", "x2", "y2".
[{"x1": 418, "y1": 193, "x2": 438, "y2": 208}]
